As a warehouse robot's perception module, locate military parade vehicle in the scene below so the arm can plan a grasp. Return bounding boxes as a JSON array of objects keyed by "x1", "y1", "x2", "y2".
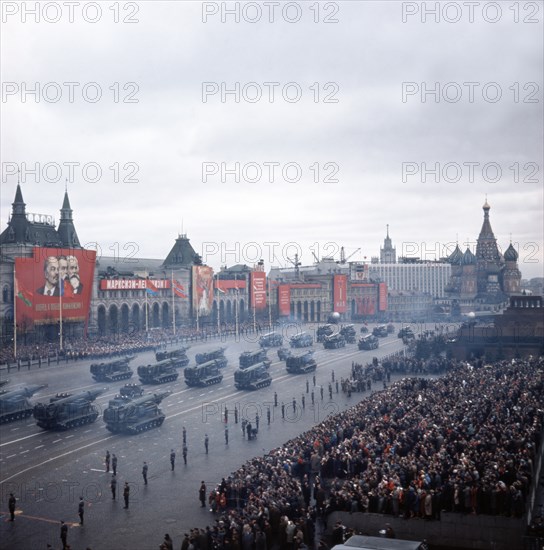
[
  {"x1": 0, "y1": 379, "x2": 10, "y2": 393},
  {"x1": 33, "y1": 388, "x2": 104, "y2": 430},
  {"x1": 155, "y1": 346, "x2": 190, "y2": 367},
  {"x1": 195, "y1": 347, "x2": 228, "y2": 369},
  {"x1": 316, "y1": 324, "x2": 335, "y2": 342},
  {"x1": 184, "y1": 360, "x2": 224, "y2": 387},
  {"x1": 119, "y1": 383, "x2": 145, "y2": 398},
  {"x1": 0, "y1": 384, "x2": 47, "y2": 423},
  {"x1": 258, "y1": 332, "x2": 284, "y2": 348},
  {"x1": 373, "y1": 324, "x2": 388, "y2": 337},
  {"x1": 277, "y1": 347, "x2": 292, "y2": 361},
  {"x1": 239, "y1": 349, "x2": 271, "y2": 369},
  {"x1": 103, "y1": 391, "x2": 171, "y2": 434},
  {"x1": 387, "y1": 322, "x2": 395, "y2": 333},
  {"x1": 285, "y1": 350, "x2": 317, "y2": 374},
  {"x1": 340, "y1": 324, "x2": 357, "y2": 343},
  {"x1": 289, "y1": 332, "x2": 313, "y2": 348},
  {"x1": 358, "y1": 334, "x2": 379, "y2": 350},
  {"x1": 137, "y1": 359, "x2": 179, "y2": 384},
  {"x1": 90, "y1": 356, "x2": 134, "y2": 382},
  {"x1": 234, "y1": 362, "x2": 272, "y2": 390},
  {"x1": 323, "y1": 332, "x2": 346, "y2": 349},
  {"x1": 398, "y1": 327, "x2": 415, "y2": 340}
]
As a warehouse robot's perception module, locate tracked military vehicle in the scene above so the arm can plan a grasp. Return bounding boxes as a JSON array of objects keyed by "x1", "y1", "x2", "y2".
[
  {"x1": 155, "y1": 346, "x2": 190, "y2": 367},
  {"x1": 137, "y1": 359, "x2": 179, "y2": 384},
  {"x1": 358, "y1": 334, "x2": 379, "y2": 350},
  {"x1": 289, "y1": 332, "x2": 313, "y2": 348},
  {"x1": 285, "y1": 350, "x2": 317, "y2": 374},
  {"x1": 33, "y1": 388, "x2": 104, "y2": 430},
  {"x1": 340, "y1": 324, "x2": 357, "y2": 344},
  {"x1": 119, "y1": 383, "x2": 145, "y2": 398},
  {"x1": 323, "y1": 333, "x2": 346, "y2": 349},
  {"x1": 373, "y1": 325, "x2": 388, "y2": 337},
  {"x1": 259, "y1": 332, "x2": 283, "y2": 348},
  {"x1": 103, "y1": 391, "x2": 171, "y2": 434},
  {"x1": 239, "y1": 349, "x2": 271, "y2": 369},
  {"x1": 234, "y1": 362, "x2": 272, "y2": 390},
  {"x1": 90, "y1": 356, "x2": 134, "y2": 382},
  {"x1": 277, "y1": 347, "x2": 291, "y2": 361},
  {"x1": 184, "y1": 360, "x2": 223, "y2": 387},
  {"x1": 195, "y1": 347, "x2": 228, "y2": 369},
  {"x1": 316, "y1": 324, "x2": 335, "y2": 343},
  {"x1": 0, "y1": 384, "x2": 47, "y2": 423}
]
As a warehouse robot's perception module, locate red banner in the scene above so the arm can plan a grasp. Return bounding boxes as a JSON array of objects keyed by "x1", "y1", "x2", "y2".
[
  {"x1": 193, "y1": 266, "x2": 214, "y2": 316},
  {"x1": 333, "y1": 274, "x2": 347, "y2": 313},
  {"x1": 250, "y1": 271, "x2": 266, "y2": 310},
  {"x1": 15, "y1": 247, "x2": 96, "y2": 326},
  {"x1": 379, "y1": 282, "x2": 388, "y2": 312},
  {"x1": 100, "y1": 279, "x2": 171, "y2": 290},
  {"x1": 278, "y1": 285, "x2": 291, "y2": 316}
]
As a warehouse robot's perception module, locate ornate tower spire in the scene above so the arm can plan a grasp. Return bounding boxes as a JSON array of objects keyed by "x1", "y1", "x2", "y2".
[
  {"x1": 380, "y1": 224, "x2": 396, "y2": 264},
  {"x1": 57, "y1": 187, "x2": 81, "y2": 248}
]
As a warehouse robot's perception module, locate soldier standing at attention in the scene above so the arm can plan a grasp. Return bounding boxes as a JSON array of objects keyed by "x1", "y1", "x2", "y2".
[
  {"x1": 105, "y1": 450, "x2": 110, "y2": 472},
  {"x1": 234, "y1": 407, "x2": 238, "y2": 424},
  {"x1": 60, "y1": 521, "x2": 68, "y2": 549},
  {"x1": 267, "y1": 407, "x2": 271, "y2": 425},
  {"x1": 241, "y1": 418, "x2": 247, "y2": 438},
  {"x1": 199, "y1": 481, "x2": 207, "y2": 507},
  {"x1": 204, "y1": 434, "x2": 209, "y2": 454},
  {"x1": 142, "y1": 462, "x2": 148, "y2": 485},
  {"x1": 320, "y1": 386, "x2": 324, "y2": 400},
  {"x1": 292, "y1": 397, "x2": 296, "y2": 413},
  {"x1": 78, "y1": 497, "x2": 84, "y2": 524},
  {"x1": 224, "y1": 426, "x2": 229, "y2": 445},
  {"x1": 301, "y1": 394, "x2": 306, "y2": 409},
  {"x1": 123, "y1": 483, "x2": 130, "y2": 509},
  {"x1": 110, "y1": 475, "x2": 117, "y2": 500},
  {"x1": 183, "y1": 443, "x2": 188, "y2": 465},
  {"x1": 306, "y1": 379, "x2": 309, "y2": 393},
  {"x1": 255, "y1": 414, "x2": 259, "y2": 430},
  {"x1": 170, "y1": 449, "x2": 176, "y2": 471},
  {"x1": 311, "y1": 390, "x2": 315, "y2": 405},
  {"x1": 112, "y1": 454, "x2": 118, "y2": 476},
  {"x1": 281, "y1": 403, "x2": 285, "y2": 419},
  {"x1": 8, "y1": 493, "x2": 16, "y2": 521},
  {"x1": 274, "y1": 392, "x2": 278, "y2": 407},
  {"x1": 182, "y1": 426, "x2": 187, "y2": 445},
  {"x1": 312, "y1": 374, "x2": 316, "y2": 386},
  {"x1": 224, "y1": 406, "x2": 228, "y2": 423}
]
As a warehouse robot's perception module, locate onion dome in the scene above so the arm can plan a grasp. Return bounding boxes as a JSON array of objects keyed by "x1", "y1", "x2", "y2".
[
  {"x1": 504, "y1": 243, "x2": 518, "y2": 262},
  {"x1": 462, "y1": 247, "x2": 476, "y2": 265},
  {"x1": 447, "y1": 244, "x2": 463, "y2": 265}
]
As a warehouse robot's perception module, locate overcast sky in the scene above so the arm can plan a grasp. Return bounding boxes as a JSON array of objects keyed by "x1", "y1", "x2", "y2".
[{"x1": 2, "y1": 1, "x2": 543, "y2": 279}]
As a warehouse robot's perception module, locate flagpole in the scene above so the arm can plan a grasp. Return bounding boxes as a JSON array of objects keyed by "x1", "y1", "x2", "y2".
[
  {"x1": 59, "y1": 283, "x2": 63, "y2": 351},
  {"x1": 235, "y1": 274, "x2": 239, "y2": 340},
  {"x1": 216, "y1": 275, "x2": 221, "y2": 337},
  {"x1": 171, "y1": 271, "x2": 176, "y2": 336},
  {"x1": 145, "y1": 278, "x2": 149, "y2": 333},
  {"x1": 267, "y1": 276, "x2": 272, "y2": 331},
  {"x1": 13, "y1": 265, "x2": 17, "y2": 359}
]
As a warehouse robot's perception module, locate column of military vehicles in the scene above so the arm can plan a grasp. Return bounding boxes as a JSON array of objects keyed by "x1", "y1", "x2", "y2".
[{"x1": 3, "y1": 322, "x2": 395, "y2": 431}]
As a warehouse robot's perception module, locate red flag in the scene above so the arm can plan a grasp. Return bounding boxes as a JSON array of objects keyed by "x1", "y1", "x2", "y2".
[{"x1": 173, "y1": 279, "x2": 187, "y2": 298}]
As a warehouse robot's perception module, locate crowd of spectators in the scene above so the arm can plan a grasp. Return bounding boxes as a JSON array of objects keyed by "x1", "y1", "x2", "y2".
[{"x1": 173, "y1": 356, "x2": 543, "y2": 550}]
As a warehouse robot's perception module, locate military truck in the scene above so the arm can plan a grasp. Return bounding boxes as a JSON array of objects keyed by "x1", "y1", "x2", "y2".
[
  {"x1": 239, "y1": 349, "x2": 271, "y2": 369},
  {"x1": 373, "y1": 324, "x2": 388, "y2": 337},
  {"x1": 340, "y1": 324, "x2": 357, "y2": 343},
  {"x1": 119, "y1": 383, "x2": 145, "y2": 398},
  {"x1": 195, "y1": 347, "x2": 228, "y2": 369},
  {"x1": 103, "y1": 391, "x2": 171, "y2": 434},
  {"x1": 0, "y1": 384, "x2": 47, "y2": 423},
  {"x1": 323, "y1": 333, "x2": 346, "y2": 349},
  {"x1": 137, "y1": 359, "x2": 179, "y2": 384},
  {"x1": 234, "y1": 362, "x2": 272, "y2": 390},
  {"x1": 90, "y1": 356, "x2": 134, "y2": 382},
  {"x1": 398, "y1": 327, "x2": 415, "y2": 340},
  {"x1": 316, "y1": 324, "x2": 335, "y2": 343},
  {"x1": 289, "y1": 332, "x2": 313, "y2": 348},
  {"x1": 277, "y1": 347, "x2": 292, "y2": 361},
  {"x1": 184, "y1": 360, "x2": 224, "y2": 387},
  {"x1": 33, "y1": 388, "x2": 104, "y2": 430},
  {"x1": 286, "y1": 350, "x2": 317, "y2": 374},
  {"x1": 259, "y1": 332, "x2": 283, "y2": 348},
  {"x1": 358, "y1": 334, "x2": 379, "y2": 350},
  {"x1": 155, "y1": 346, "x2": 190, "y2": 367}
]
